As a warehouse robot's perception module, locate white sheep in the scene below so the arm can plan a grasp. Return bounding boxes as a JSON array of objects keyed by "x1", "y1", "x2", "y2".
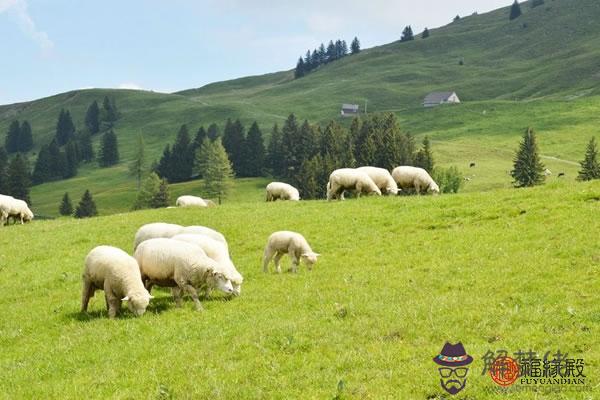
[
  {"x1": 134, "y1": 238, "x2": 234, "y2": 311},
  {"x1": 263, "y1": 231, "x2": 320, "y2": 273},
  {"x1": 179, "y1": 225, "x2": 228, "y2": 250},
  {"x1": 266, "y1": 182, "x2": 300, "y2": 201},
  {"x1": 326, "y1": 168, "x2": 382, "y2": 200},
  {"x1": 133, "y1": 222, "x2": 183, "y2": 251},
  {"x1": 392, "y1": 166, "x2": 440, "y2": 195},
  {"x1": 172, "y1": 233, "x2": 243, "y2": 296},
  {"x1": 176, "y1": 195, "x2": 209, "y2": 208},
  {"x1": 356, "y1": 166, "x2": 399, "y2": 195},
  {"x1": 0, "y1": 195, "x2": 33, "y2": 225},
  {"x1": 81, "y1": 246, "x2": 152, "y2": 318}
]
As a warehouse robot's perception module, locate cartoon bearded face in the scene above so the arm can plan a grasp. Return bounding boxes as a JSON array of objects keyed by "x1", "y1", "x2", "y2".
[{"x1": 438, "y1": 367, "x2": 469, "y2": 395}]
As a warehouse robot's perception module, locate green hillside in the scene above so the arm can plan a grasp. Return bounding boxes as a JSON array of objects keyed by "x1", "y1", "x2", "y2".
[
  {"x1": 1, "y1": 181, "x2": 598, "y2": 399},
  {"x1": 1, "y1": 0, "x2": 600, "y2": 215}
]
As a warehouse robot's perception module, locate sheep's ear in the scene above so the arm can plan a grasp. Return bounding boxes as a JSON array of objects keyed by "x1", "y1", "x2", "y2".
[{"x1": 121, "y1": 296, "x2": 129, "y2": 301}]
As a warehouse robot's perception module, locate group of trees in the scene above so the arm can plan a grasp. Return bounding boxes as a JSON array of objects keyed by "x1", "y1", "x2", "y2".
[
  {"x1": 0, "y1": 148, "x2": 31, "y2": 204},
  {"x1": 295, "y1": 37, "x2": 360, "y2": 79},
  {"x1": 5, "y1": 120, "x2": 33, "y2": 154},
  {"x1": 59, "y1": 190, "x2": 98, "y2": 218},
  {"x1": 400, "y1": 26, "x2": 414, "y2": 42},
  {"x1": 84, "y1": 96, "x2": 120, "y2": 134}
]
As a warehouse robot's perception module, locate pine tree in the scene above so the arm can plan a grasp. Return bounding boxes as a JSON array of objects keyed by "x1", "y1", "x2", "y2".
[
  {"x1": 511, "y1": 128, "x2": 545, "y2": 187},
  {"x1": 195, "y1": 138, "x2": 234, "y2": 204},
  {"x1": 296, "y1": 156, "x2": 321, "y2": 200},
  {"x1": 266, "y1": 124, "x2": 284, "y2": 176},
  {"x1": 8, "y1": 153, "x2": 31, "y2": 204},
  {"x1": 32, "y1": 145, "x2": 51, "y2": 184},
  {"x1": 129, "y1": 134, "x2": 146, "y2": 189},
  {"x1": 102, "y1": 96, "x2": 118, "y2": 126},
  {"x1": 5, "y1": 120, "x2": 20, "y2": 153},
  {"x1": 151, "y1": 177, "x2": 170, "y2": 208},
  {"x1": 78, "y1": 131, "x2": 94, "y2": 162},
  {"x1": 326, "y1": 40, "x2": 336, "y2": 62},
  {"x1": 318, "y1": 43, "x2": 327, "y2": 63},
  {"x1": 414, "y1": 136, "x2": 435, "y2": 173},
  {"x1": 304, "y1": 50, "x2": 313, "y2": 71},
  {"x1": 85, "y1": 100, "x2": 101, "y2": 134},
  {"x1": 509, "y1": 0, "x2": 522, "y2": 20},
  {"x1": 193, "y1": 126, "x2": 207, "y2": 151},
  {"x1": 169, "y1": 125, "x2": 193, "y2": 183},
  {"x1": 156, "y1": 145, "x2": 172, "y2": 180},
  {"x1": 341, "y1": 40, "x2": 349, "y2": 57},
  {"x1": 98, "y1": 129, "x2": 119, "y2": 167},
  {"x1": 0, "y1": 147, "x2": 8, "y2": 193},
  {"x1": 280, "y1": 114, "x2": 301, "y2": 177},
  {"x1": 59, "y1": 192, "x2": 73, "y2": 216},
  {"x1": 56, "y1": 109, "x2": 76, "y2": 146},
  {"x1": 64, "y1": 140, "x2": 79, "y2": 178},
  {"x1": 74, "y1": 189, "x2": 98, "y2": 218},
  {"x1": 48, "y1": 139, "x2": 66, "y2": 179},
  {"x1": 241, "y1": 121, "x2": 265, "y2": 177},
  {"x1": 334, "y1": 40, "x2": 343, "y2": 58},
  {"x1": 422, "y1": 28, "x2": 430, "y2": 39},
  {"x1": 354, "y1": 117, "x2": 377, "y2": 166},
  {"x1": 207, "y1": 123, "x2": 219, "y2": 140},
  {"x1": 133, "y1": 171, "x2": 160, "y2": 210},
  {"x1": 321, "y1": 121, "x2": 354, "y2": 169},
  {"x1": 18, "y1": 121, "x2": 33, "y2": 152},
  {"x1": 351, "y1": 37, "x2": 360, "y2": 54},
  {"x1": 454, "y1": 15, "x2": 461, "y2": 22},
  {"x1": 577, "y1": 137, "x2": 600, "y2": 181},
  {"x1": 311, "y1": 49, "x2": 319, "y2": 67},
  {"x1": 222, "y1": 119, "x2": 246, "y2": 176},
  {"x1": 401, "y1": 26, "x2": 414, "y2": 42},
  {"x1": 295, "y1": 57, "x2": 306, "y2": 79}
]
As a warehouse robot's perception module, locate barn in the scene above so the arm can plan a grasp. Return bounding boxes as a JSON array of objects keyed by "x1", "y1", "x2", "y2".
[
  {"x1": 423, "y1": 92, "x2": 461, "y2": 107},
  {"x1": 340, "y1": 104, "x2": 360, "y2": 117}
]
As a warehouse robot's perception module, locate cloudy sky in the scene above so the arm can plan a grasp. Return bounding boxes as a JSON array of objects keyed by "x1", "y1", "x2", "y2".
[{"x1": 0, "y1": 0, "x2": 510, "y2": 105}]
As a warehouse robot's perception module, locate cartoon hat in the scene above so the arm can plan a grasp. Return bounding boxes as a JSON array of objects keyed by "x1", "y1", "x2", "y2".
[{"x1": 433, "y1": 342, "x2": 473, "y2": 367}]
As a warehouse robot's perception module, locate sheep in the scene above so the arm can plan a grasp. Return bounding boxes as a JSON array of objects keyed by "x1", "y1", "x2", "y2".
[
  {"x1": 266, "y1": 182, "x2": 300, "y2": 201},
  {"x1": 179, "y1": 225, "x2": 228, "y2": 250},
  {"x1": 392, "y1": 166, "x2": 440, "y2": 195},
  {"x1": 326, "y1": 168, "x2": 382, "y2": 200},
  {"x1": 263, "y1": 231, "x2": 319, "y2": 273},
  {"x1": 176, "y1": 195, "x2": 208, "y2": 208},
  {"x1": 81, "y1": 246, "x2": 152, "y2": 318},
  {"x1": 0, "y1": 195, "x2": 33, "y2": 225},
  {"x1": 134, "y1": 238, "x2": 234, "y2": 311},
  {"x1": 356, "y1": 166, "x2": 399, "y2": 195},
  {"x1": 172, "y1": 234, "x2": 243, "y2": 296},
  {"x1": 133, "y1": 222, "x2": 183, "y2": 251}
]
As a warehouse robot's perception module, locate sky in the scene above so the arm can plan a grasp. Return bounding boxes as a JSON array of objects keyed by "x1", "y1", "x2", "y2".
[{"x1": 0, "y1": 0, "x2": 510, "y2": 105}]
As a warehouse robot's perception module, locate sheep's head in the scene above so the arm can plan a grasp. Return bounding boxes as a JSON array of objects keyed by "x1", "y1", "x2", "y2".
[
  {"x1": 429, "y1": 182, "x2": 440, "y2": 195},
  {"x1": 122, "y1": 293, "x2": 153, "y2": 316},
  {"x1": 208, "y1": 271, "x2": 234, "y2": 295},
  {"x1": 301, "y1": 252, "x2": 320, "y2": 269},
  {"x1": 386, "y1": 186, "x2": 399, "y2": 195}
]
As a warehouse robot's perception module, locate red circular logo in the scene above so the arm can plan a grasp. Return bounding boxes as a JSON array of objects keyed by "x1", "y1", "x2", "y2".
[{"x1": 489, "y1": 356, "x2": 519, "y2": 386}]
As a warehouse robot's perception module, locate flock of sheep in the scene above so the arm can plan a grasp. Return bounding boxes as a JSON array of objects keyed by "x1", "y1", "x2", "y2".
[{"x1": 81, "y1": 222, "x2": 318, "y2": 318}]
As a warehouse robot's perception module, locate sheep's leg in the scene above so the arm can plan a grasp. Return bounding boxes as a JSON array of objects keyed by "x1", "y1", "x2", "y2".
[
  {"x1": 80, "y1": 280, "x2": 94, "y2": 312},
  {"x1": 144, "y1": 277, "x2": 154, "y2": 294},
  {"x1": 104, "y1": 282, "x2": 120, "y2": 318},
  {"x1": 273, "y1": 252, "x2": 284, "y2": 273},
  {"x1": 172, "y1": 287, "x2": 183, "y2": 308},
  {"x1": 289, "y1": 251, "x2": 299, "y2": 273},
  {"x1": 181, "y1": 283, "x2": 203, "y2": 311},
  {"x1": 263, "y1": 247, "x2": 275, "y2": 273}
]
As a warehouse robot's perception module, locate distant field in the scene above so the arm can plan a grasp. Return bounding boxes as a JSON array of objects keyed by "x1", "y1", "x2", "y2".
[{"x1": 1, "y1": 181, "x2": 598, "y2": 399}]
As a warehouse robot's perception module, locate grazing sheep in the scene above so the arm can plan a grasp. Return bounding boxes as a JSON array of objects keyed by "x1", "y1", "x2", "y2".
[
  {"x1": 327, "y1": 168, "x2": 382, "y2": 200},
  {"x1": 266, "y1": 182, "x2": 300, "y2": 201},
  {"x1": 133, "y1": 222, "x2": 183, "y2": 251},
  {"x1": 176, "y1": 195, "x2": 208, "y2": 208},
  {"x1": 134, "y1": 238, "x2": 233, "y2": 311},
  {"x1": 81, "y1": 246, "x2": 152, "y2": 318},
  {"x1": 205, "y1": 199, "x2": 217, "y2": 208},
  {"x1": 356, "y1": 166, "x2": 399, "y2": 195},
  {"x1": 172, "y1": 234, "x2": 243, "y2": 295},
  {"x1": 263, "y1": 231, "x2": 319, "y2": 273},
  {"x1": 180, "y1": 225, "x2": 228, "y2": 249},
  {"x1": 392, "y1": 166, "x2": 440, "y2": 195},
  {"x1": 0, "y1": 195, "x2": 33, "y2": 225}
]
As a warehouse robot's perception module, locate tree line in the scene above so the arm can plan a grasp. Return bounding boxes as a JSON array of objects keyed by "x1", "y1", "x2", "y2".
[{"x1": 295, "y1": 37, "x2": 360, "y2": 79}]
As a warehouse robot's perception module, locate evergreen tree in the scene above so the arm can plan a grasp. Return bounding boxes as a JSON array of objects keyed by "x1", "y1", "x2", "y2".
[
  {"x1": 266, "y1": 124, "x2": 285, "y2": 176},
  {"x1": 295, "y1": 57, "x2": 306, "y2": 79},
  {"x1": 207, "y1": 123, "x2": 219, "y2": 140},
  {"x1": 156, "y1": 145, "x2": 172, "y2": 180},
  {"x1": 304, "y1": 50, "x2": 313, "y2": 71},
  {"x1": 98, "y1": 129, "x2": 119, "y2": 167},
  {"x1": 326, "y1": 40, "x2": 336, "y2": 62},
  {"x1": 454, "y1": 15, "x2": 461, "y2": 21},
  {"x1": 193, "y1": 126, "x2": 207, "y2": 151},
  {"x1": 414, "y1": 136, "x2": 434, "y2": 173},
  {"x1": 511, "y1": 128, "x2": 545, "y2": 187},
  {"x1": 133, "y1": 171, "x2": 160, "y2": 210},
  {"x1": 151, "y1": 177, "x2": 170, "y2": 208},
  {"x1": 295, "y1": 156, "x2": 321, "y2": 200},
  {"x1": 351, "y1": 37, "x2": 360, "y2": 54},
  {"x1": 59, "y1": 192, "x2": 73, "y2": 216},
  {"x1": 8, "y1": 153, "x2": 31, "y2": 204},
  {"x1": 241, "y1": 121, "x2": 265, "y2": 177},
  {"x1": 169, "y1": 124, "x2": 193, "y2": 182},
  {"x1": 354, "y1": 117, "x2": 378, "y2": 166},
  {"x1": 195, "y1": 138, "x2": 234, "y2": 204},
  {"x1": 18, "y1": 121, "x2": 33, "y2": 152},
  {"x1": 32, "y1": 145, "x2": 51, "y2": 184},
  {"x1": 48, "y1": 139, "x2": 66, "y2": 179},
  {"x1": 78, "y1": 131, "x2": 94, "y2": 162},
  {"x1": 334, "y1": 40, "x2": 343, "y2": 58},
  {"x1": 64, "y1": 140, "x2": 79, "y2": 178},
  {"x1": 5, "y1": 120, "x2": 20, "y2": 153},
  {"x1": 129, "y1": 134, "x2": 146, "y2": 190},
  {"x1": 321, "y1": 121, "x2": 354, "y2": 168},
  {"x1": 311, "y1": 49, "x2": 319, "y2": 67},
  {"x1": 318, "y1": 43, "x2": 327, "y2": 63},
  {"x1": 85, "y1": 100, "x2": 101, "y2": 134},
  {"x1": 577, "y1": 137, "x2": 600, "y2": 181},
  {"x1": 102, "y1": 96, "x2": 118, "y2": 125},
  {"x1": 401, "y1": 26, "x2": 414, "y2": 42},
  {"x1": 222, "y1": 119, "x2": 246, "y2": 176},
  {"x1": 0, "y1": 147, "x2": 8, "y2": 193},
  {"x1": 509, "y1": 0, "x2": 522, "y2": 20},
  {"x1": 74, "y1": 190, "x2": 98, "y2": 218},
  {"x1": 280, "y1": 114, "x2": 301, "y2": 177},
  {"x1": 422, "y1": 28, "x2": 430, "y2": 39},
  {"x1": 56, "y1": 109, "x2": 76, "y2": 146}
]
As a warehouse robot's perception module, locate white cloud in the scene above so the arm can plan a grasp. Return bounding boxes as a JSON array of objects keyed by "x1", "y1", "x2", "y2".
[{"x1": 0, "y1": 0, "x2": 53, "y2": 55}]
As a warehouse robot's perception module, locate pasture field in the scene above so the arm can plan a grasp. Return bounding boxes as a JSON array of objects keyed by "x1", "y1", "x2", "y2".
[{"x1": 1, "y1": 181, "x2": 598, "y2": 399}]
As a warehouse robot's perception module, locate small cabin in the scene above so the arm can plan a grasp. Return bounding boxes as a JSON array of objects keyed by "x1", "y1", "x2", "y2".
[
  {"x1": 341, "y1": 104, "x2": 360, "y2": 117},
  {"x1": 423, "y1": 92, "x2": 461, "y2": 107}
]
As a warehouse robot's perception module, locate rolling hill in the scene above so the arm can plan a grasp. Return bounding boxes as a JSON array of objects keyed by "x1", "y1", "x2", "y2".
[{"x1": 1, "y1": 0, "x2": 600, "y2": 215}]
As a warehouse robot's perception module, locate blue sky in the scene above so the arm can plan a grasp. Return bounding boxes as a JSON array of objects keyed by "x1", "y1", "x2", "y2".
[{"x1": 0, "y1": 0, "x2": 510, "y2": 105}]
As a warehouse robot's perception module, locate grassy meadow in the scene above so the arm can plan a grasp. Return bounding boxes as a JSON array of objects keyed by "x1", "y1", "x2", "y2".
[{"x1": 1, "y1": 181, "x2": 598, "y2": 399}]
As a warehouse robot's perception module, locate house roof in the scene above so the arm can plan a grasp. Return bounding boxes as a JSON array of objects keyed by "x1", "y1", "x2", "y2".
[
  {"x1": 341, "y1": 104, "x2": 359, "y2": 111},
  {"x1": 423, "y1": 92, "x2": 456, "y2": 103}
]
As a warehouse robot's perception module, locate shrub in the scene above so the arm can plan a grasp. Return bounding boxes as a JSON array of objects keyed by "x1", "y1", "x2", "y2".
[{"x1": 432, "y1": 166, "x2": 464, "y2": 193}]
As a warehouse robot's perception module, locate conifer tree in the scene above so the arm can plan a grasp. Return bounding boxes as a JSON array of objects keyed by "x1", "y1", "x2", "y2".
[
  {"x1": 98, "y1": 129, "x2": 119, "y2": 167},
  {"x1": 351, "y1": 37, "x2": 360, "y2": 54},
  {"x1": 295, "y1": 57, "x2": 306, "y2": 79},
  {"x1": 280, "y1": 114, "x2": 301, "y2": 177},
  {"x1": 241, "y1": 121, "x2": 265, "y2": 177},
  {"x1": 133, "y1": 172, "x2": 160, "y2": 210},
  {"x1": 414, "y1": 136, "x2": 435, "y2": 173},
  {"x1": 401, "y1": 26, "x2": 414, "y2": 42},
  {"x1": 193, "y1": 126, "x2": 207, "y2": 151},
  {"x1": 195, "y1": 138, "x2": 233, "y2": 204},
  {"x1": 32, "y1": 145, "x2": 51, "y2": 184},
  {"x1": 511, "y1": 128, "x2": 545, "y2": 187},
  {"x1": 169, "y1": 125, "x2": 193, "y2": 182},
  {"x1": 321, "y1": 121, "x2": 354, "y2": 168},
  {"x1": 207, "y1": 123, "x2": 219, "y2": 140},
  {"x1": 222, "y1": 119, "x2": 246, "y2": 176},
  {"x1": 156, "y1": 145, "x2": 172, "y2": 180},
  {"x1": 85, "y1": 100, "x2": 101, "y2": 134},
  {"x1": 577, "y1": 137, "x2": 600, "y2": 181},
  {"x1": 59, "y1": 192, "x2": 73, "y2": 216},
  {"x1": 8, "y1": 153, "x2": 31, "y2": 204},
  {"x1": 318, "y1": 43, "x2": 327, "y2": 63},
  {"x1": 74, "y1": 189, "x2": 98, "y2": 218},
  {"x1": 151, "y1": 177, "x2": 170, "y2": 208},
  {"x1": 48, "y1": 139, "x2": 66, "y2": 179},
  {"x1": 64, "y1": 140, "x2": 79, "y2": 178},
  {"x1": 18, "y1": 121, "x2": 33, "y2": 152},
  {"x1": 5, "y1": 120, "x2": 20, "y2": 153},
  {"x1": 0, "y1": 147, "x2": 8, "y2": 193},
  {"x1": 102, "y1": 96, "x2": 118, "y2": 125},
  {"x1": 56, "y1": 109, "x2": 76, "y2": 146},
  {"x1": 326, "y1": 40, "x2": 336, "y2": 62},
  {"x1": 78, "y1": 131, "x2": 94, "y2": 162},
  {"x1": 266, "y1": 124, "x2": 284, "y2": 176},
  {"x1": 509, "y1": 0, "x2": 522, "y2": 20},
  {"x1": 341, "y1": 40, "x2": 349, "y2": 56},
  {"x1": 296, "y1": 156, "x2": 321, "y2": 200},
  {"x1": 454, "y1": 15, "x2": 461, "y2": 21},
  {"x1": 422, "y1": 28, "x2": 430, "y2": 39},
  {"x1": 129, "y1": 134, "x2": 146, "y2": 190}
]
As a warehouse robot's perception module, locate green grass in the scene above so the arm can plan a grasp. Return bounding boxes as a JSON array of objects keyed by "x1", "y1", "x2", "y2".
[{"x1": 1, "y1": 181, "x2": 599, "y2": 399}]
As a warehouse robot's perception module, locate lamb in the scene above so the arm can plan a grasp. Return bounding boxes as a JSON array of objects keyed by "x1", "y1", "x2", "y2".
[
  {"x1": 392, "y1": 166, "x2": 440, "y2": 195},
  {"x1": 133, "y1": 222, "x2": 183, "y2": 250},
  {"x1": 172, "y1": 233, "x2": 243, "y2": 295},
  {"x1": 134, "y1": 238, "x2": 234, "y2": 311},
  {"x1": 356, "y1": 166, "x2": 399, "y2": 195},
  {"x1": 176, "y1": 195, "x2": 208, "y2": 208},
  {"x1": 0, "y1": 195, "x2": 33, "y2": 225},
  {"x1": 263, "y1": 231, "x2": 320, "y2": 273},
  {"x1": 266, "y1": 182, "x2": 300, "y2": 201},
  {"x1": 326, "y1": 168, "x2": 382, "y2": 200},
  {"x1": 81, "y1": 246, "x2": 152, "y2": 318}
]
